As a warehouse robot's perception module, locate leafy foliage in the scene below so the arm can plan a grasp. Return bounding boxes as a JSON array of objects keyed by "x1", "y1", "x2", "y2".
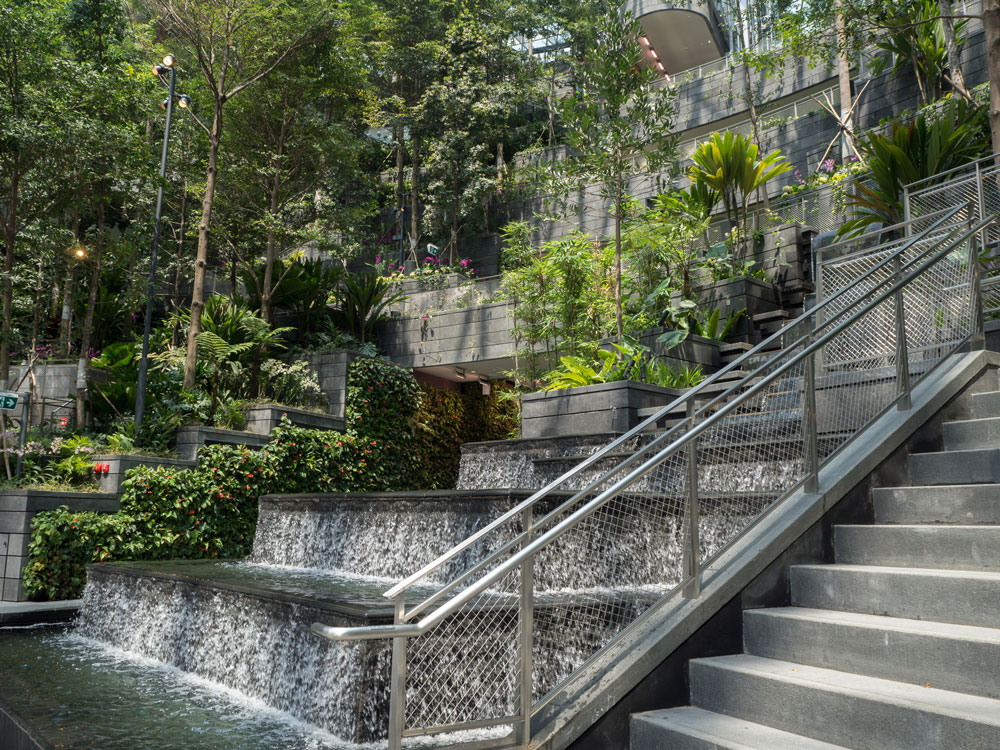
[{"x1": 331, "y1": 274, "x2": 406, "y2": 343}]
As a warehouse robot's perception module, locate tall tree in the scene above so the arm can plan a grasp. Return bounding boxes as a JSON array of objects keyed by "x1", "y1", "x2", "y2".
[
  {"x1": 547, "y1": 1, "x2": 678, "y2": 342},
  {"x1": 140, "y1": 0, "x2": 331, "y2": 389},
  {"x1": 0, "y1": 0, "x2": 75, "y2": 381}
]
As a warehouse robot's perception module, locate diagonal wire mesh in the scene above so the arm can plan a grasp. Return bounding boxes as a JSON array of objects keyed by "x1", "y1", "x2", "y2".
[{"x1": 315, "y1": 209, "x2": 987, "y2": 750}]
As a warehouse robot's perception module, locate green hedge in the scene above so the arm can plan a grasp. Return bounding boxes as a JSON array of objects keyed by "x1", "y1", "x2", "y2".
[{"x1": 25, "y1": 357, "x2": 519, "y2": 600}]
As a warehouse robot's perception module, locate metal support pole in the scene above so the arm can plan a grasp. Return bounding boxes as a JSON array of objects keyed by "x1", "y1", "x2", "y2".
[
  {"x1": 683, "y1": 400, "x2": 701, "y2": 599},
  {"x1": 902, "y1": 184, "x2": 911, "y2": 238},
  {"x1": 387, "y1": 596, "x2": 407, "y2": 750},
  {"x1": 975, "y1": 161, "x2": 987, "y2": 256},
  {"x1": 135, "y1": 65, "x2": 177, "y2": 438},
  {"x1": 15, "y1": 393, "x2": 30, "y2": 478},
  {"x1": 802, "y1": 335, "x2": 819, "y2": 493},
  {"x1": 893, "y1": 255, "x2": 912, "y2": 410},
  {"x1": 970, "y1": 230, "x2": 987, "y2": 351},
  {"x1": 516, "y1": 506, "x2": 534, "y2": 746}
]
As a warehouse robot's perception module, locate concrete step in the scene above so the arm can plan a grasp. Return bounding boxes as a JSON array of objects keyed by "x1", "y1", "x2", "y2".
[
  {"x1": 834, "y1": 524, "x2": 1000, "y2": 570},
  {"x1": 689, "y1": 655, "x2": 1000, "y2": 750},
  {"x1": 743, "y1": 607, "x2": 1000, "y2": 700},
  {"x1": 942, "y1": 416, "x2": 1000, "y2": 451},
  {"x1": 630, "y1": 706, "x2": 850, "y2": 750},
  {"x1": 908, "y1": 447, "x2": 1000, "y2": 485},
  {"x1": 790, "y1": 564, "x2": 1000, "y2": 628},
  {"x1": 971, "y1": 390, "x2": 1000, "y2": 419},
  {"x1": 872, "y1": 484, "x2": 1000, "y2": 525},
  {"x1": 752, "y1": 310, "x2": 792, "y2": 324}
]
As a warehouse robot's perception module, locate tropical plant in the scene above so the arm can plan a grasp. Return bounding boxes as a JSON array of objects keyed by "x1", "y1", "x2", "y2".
[
  {"x1": 688, "y1": 307, "x2": 747, "y2": 341},
  {"x1": 839, "y1": 101, "x2": 988, "y2": 236},
  {"x1": 331, "y1": 273, "x2": 406, "y2": 344},
  {"x1": 871, "y1": 0, "x2": 966, "y2": 106},
  {"x1": 542, "y1": 341, "x2": 705, "y2": 391},
  {"x1": 689, "y1": 131, "x2": 791, "y2": 257}
]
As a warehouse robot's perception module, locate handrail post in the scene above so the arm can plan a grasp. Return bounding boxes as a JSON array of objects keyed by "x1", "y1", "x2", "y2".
[
  {"x1": 516, "y1": 506, "x2": 534, "y2": 746},
  {"x1": 970, "y1": 224, "x2": 986, "y2": 351},
  {"x1": 683, "y1": 400, "x2": 701, "y2": 599},
  {"x1": 975, "y1": 160, "x2": 987, "y2": 255},
  {"x1": 893, "y1": 254, "x2": 912, "y2": 411},
  {"x1": 803, "y1": 329, "x2": 819, "y2": 493},
  {"x1": 387, "y1": 596, "x2": 407, "y2": 750},
  {"x1": 902, "y1": 182, "x2": 912, "y2": 237}
]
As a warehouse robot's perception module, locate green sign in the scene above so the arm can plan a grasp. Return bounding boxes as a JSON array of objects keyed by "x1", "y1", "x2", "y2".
[{"x1": 0, "y1": 392, "x2": 19, "y2": 411}]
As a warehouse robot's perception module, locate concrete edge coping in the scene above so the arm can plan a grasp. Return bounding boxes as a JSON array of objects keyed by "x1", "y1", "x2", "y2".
[
  {"x1": 92, "y1": 454, "x2": 196, "y2": 467},
  {"x1": 522, "y1": 381, "x2": 685, "y2": 401},
  {"x1": 530, "y1": 348, "x2": 995, "y2": 750}
]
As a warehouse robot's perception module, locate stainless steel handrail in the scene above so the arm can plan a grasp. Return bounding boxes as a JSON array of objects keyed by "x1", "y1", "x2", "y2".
[
  {"x1": 312, "y1": 207, "x2": 977, "y2": 647},
  {"x1": 905, "y1": 152, "x2": 1000, "y2": 196}
]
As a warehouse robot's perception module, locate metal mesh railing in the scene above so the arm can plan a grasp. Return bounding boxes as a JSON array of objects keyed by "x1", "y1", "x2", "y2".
[
  {"x1": 313, "y1": 207, "x2": 988, "y2": 750},
  {"x1": 905, "y1": 154, "x2": 1000, "y2": 250},
  {"x1": 768, "y1": 177, "x2": 868, "y2": 235}
]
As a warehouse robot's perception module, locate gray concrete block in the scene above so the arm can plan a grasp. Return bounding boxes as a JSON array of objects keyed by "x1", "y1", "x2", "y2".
[
  {"x1": 942, "y1": 416, "x2": 1000, "y2": 451},
  {"x1": 790, "y1": 563, "x2": 1000, "y2": 627},
  {"x1": 833, "y1": 524, "x2": 1000, "y2": 570},
  {"x1": 6, "y1": 534, "x2": 27, "y2": 557},
  {"x1": 2, "y1": 577, "x2": 24, "y2": 602},
  {"x1": 689, "y1": 655, "x2": 1000, "y2": 750},
  {"x1": 743, "y1": 607, "x2": 1000, "y2": 700},
  {"x1": 631, "y1": 706, "x2": 849, "y2": 750},
  {"x1": 3, "y1": 555, "x2": 24, "y2": 580},
  {"x1": 872, "y1": 485, "x2": 1000, "y2": 525},
  {"x1": 0, "y1": 534, "x2": 7, "y2": 557},
  {"x1": 908, "y1": 447, "x2": 1000, "y2": 485}
]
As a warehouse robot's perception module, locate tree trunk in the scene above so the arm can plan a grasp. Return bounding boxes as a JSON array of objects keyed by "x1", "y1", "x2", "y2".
[
  {"x1": 395, "y1": 123, "x2": 405, "y2": 265},
  {"x1": 614, "y1": 192, "x2": 623, "y2": 344},
  {"x1": 409, "y1": 134, "x2": 421, "y2": 255},
  {"x1": 987, "y1": 0, "x2": 1000, "y2": 161},
  {"x1": 183, "y1": 104, "x2": 223, "y2": 390},
  {"x1": 75, "y1": 200, "x2": 106, "y2": 428},
  {"x1": 261, "y1": 102, "x2": 288, "y2": 325},
  {"x1": 834, "y1": 0, "x2": 855, "y2": 158},
  {"x1": 58, "y1": 263, "x2": 74, "y2": 358},
  {"x1": 939, "y1": 0, "x2": 973, "y2": 102},
  {"x1": 0, "y1": 185, "x2": 17, "y2": 383},
  {"x1": 28, "y1": 255, "x2": 42, "y2": 426}
]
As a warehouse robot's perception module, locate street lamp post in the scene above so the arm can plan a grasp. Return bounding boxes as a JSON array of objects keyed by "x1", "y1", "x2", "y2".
[{"x1": 135, "y1": 55, "x2": 189, "y2": 438}]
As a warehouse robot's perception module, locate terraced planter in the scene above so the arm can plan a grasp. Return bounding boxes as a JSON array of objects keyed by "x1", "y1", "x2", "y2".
[
  {"x1": 521, "y1": 380, "x2": 684, "y2": 439},
  {"x1": 242, "y1": 404, "x2": 345, "y2": 436},
  {"x1": 92, "y1": 454, "x2": 197, "y2": 496},
  {"x1": 0, "y1": 489, "x2": 118, "y2": 601}
]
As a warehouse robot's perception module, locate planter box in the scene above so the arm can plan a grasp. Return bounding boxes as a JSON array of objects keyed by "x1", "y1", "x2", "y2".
[
  {"x1": 243, "y1": 404, "x2": 345, "y2": 436},
  {"x1": 302, "y1": 349, "x2": 362, "y2": 420},
  {"x1": 174, "y1": 426, "x2": 269, "y2": 461},
  {"x1": 521, "y1": 380, "x2": 683, "y2": 439},
  {"x1": 675, "y1": 277, "x2": 781, "y2": 342},
  {"x1": 379, "y1": 301, "x2": 517, "y2": 370},
  {"x1": 0, "y1": 489, "x2": 118, "y2": 602},
  {"x1": 92, "y1": 454, "x2": 197, "y2": 496},
  {"x1": 391, "y1": 272, "x2": 470, "y2": 295},
  {"x1": 388, "y1": 276, "x2": 502, "y2": 317},
  {"x1": 627, "y1": 330, "x2": 721, "y2": 372}
]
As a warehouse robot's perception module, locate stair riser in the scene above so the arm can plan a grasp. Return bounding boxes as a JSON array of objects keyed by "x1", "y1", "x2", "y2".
[
  {"x1": 690, "y1": 660, "x2": 1000, "y2": 750},
  {"x1": 908, "y1": 449, "x2": 1000, "y2": 485},
  {"x1": 790, "y1": 566, "x2": 1000, "y2": 628},
  {"x1": 971, "y1": 390, "x2": 1000, "y2": 419},
  {"x1": 834, "y1": 526, "x2": 1000, "y2": 570},
  {"x1": 743, "y1": 610, "x2": 1000, "y2": 700},
  {"x1": 872, "y1": 486, "x2": 1000, "y2": 525},
  {"x1": 943, "y1": 419, "x2": 1000, "y2": 451}
]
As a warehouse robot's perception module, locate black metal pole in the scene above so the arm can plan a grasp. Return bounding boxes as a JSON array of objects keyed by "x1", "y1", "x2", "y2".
[{"x1": 135, "y1": 64, "x2": 177, "y2": 438}]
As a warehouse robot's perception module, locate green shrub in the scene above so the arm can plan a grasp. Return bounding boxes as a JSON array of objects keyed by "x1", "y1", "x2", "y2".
[{"x1": 24, "y1": 511, "x2": 142, "y2": 601}]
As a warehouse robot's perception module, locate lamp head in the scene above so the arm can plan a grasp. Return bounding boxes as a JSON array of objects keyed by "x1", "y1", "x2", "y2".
[
  {"x1": 177, "y1": 94, "x2": 191, "y2": 109},
  {"x1": 162, "y1": 53, "x2": 175, "y2": 68},
  {"x1": 73, "y1": 247, "x2": 86, "y2": 259},
  {"x1": 160, "y1": 98, "x2": 170, "y2": 110}
]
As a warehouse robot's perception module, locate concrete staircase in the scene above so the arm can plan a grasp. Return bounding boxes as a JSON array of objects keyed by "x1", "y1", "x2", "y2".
[{"x1": 630, "y1": 388, "x2": 1000, "y2": 749}]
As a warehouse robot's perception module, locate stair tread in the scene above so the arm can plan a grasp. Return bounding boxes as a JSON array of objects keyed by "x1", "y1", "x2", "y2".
[
  {"x1": 693, "y1": 654, "x2": 1000, "y2": 721},
  {"x1": 633, "y1": 706, "x2": 851, "y2": 750},
  {"x1": 751, "y1": 607, "x2": 1000, "y2": 643},
  {"x1": 793, "y1": 563, "x2": 1000, "y2": 580}
]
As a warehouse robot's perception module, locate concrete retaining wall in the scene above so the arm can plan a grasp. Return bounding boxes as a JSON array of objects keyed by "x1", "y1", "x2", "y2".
[{"x1": 0, "y1": 490, "x2": 118, "y2": 601}]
